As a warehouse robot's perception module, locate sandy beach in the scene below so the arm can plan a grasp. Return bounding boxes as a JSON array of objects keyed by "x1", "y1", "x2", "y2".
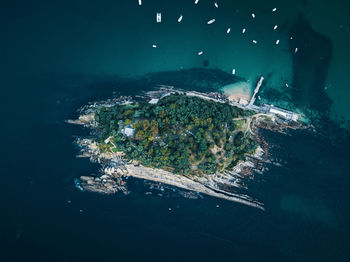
[{"x1": 221, "y1": 82, "x2": 252, "y2": 104}]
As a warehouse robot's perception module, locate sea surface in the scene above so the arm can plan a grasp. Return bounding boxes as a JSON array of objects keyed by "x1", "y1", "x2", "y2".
[{"x1": 1, "y1": 1, "x2": 350, "y2": 261}]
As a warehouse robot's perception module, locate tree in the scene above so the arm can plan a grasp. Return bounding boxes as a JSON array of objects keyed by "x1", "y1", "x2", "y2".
[
  {"x1": 199, "y1": 140, "x2": 208, "y2": 155},
  {"x1": 135, "y1": 130, "x2": 145, "y2": 140},
  {"x1": 142, "y1": 120, "x2": 150, "y2": 130}
]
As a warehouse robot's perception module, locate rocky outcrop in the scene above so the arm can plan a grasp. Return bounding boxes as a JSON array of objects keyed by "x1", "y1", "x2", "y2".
[
  {"x1": 66, "y1": 113, "x2": 96, "y2": 127},
  {"x1": 79, "y1": 168, "x2": 129, "y2": 195}
]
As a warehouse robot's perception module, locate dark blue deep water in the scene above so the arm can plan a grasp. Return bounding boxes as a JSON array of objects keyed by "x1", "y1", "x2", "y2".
[{"x1": 1, "y1": 1, "x2": 350, "y2": 261}]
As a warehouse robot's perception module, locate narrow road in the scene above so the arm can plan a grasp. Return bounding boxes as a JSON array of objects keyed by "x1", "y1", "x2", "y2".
[{"x1": 232, "y1": 113, "x2": 271, "y2": 135}]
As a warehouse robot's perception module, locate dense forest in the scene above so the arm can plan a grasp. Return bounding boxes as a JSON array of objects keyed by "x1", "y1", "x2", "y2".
[{"x1": 94, "y1": 94, "x2": 257, "y2": 175}]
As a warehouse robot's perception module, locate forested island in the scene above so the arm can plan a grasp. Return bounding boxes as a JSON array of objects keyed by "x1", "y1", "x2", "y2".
[
  {"x1": 95, "y1": 94, "x2": 257, "y2": 176},
  {"x1": 68, "y1": 87, "x2": 303, "y2": 210}
]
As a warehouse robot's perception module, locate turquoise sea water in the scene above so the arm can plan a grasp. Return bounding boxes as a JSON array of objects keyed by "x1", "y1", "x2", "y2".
[
  {"x1": 1, "y1": 1, "x2": 350, "y2": 261},
  {"x1": 2, "y1": 0, "x2": 350, "y2": 118}
]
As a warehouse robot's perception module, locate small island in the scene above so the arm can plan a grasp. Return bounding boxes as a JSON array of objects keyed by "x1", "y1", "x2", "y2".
[{"x1": 68, "y1": 85, "x2": 303, "y2": 210}]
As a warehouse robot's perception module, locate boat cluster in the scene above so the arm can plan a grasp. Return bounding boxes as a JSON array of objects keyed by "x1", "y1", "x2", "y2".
[{"x1": 137, "y1": 0, "x2": 299, "y2": 77}]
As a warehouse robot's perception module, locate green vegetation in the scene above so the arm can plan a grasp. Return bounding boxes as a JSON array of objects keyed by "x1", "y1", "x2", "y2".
[{"x1": 94, "y1": 94, "x2": 257, "y2": 175}]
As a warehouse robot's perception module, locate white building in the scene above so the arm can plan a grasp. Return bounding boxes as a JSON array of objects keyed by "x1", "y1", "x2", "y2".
[
  {"x1": 149, "y1": 98, "x2": 159, "y2": 104},
  {"x1": 121, "y1": 126, "x2": 135, "y2": 137},
  {"x1": 269, "y1": 107, "x2": 299, "y2": 121}
]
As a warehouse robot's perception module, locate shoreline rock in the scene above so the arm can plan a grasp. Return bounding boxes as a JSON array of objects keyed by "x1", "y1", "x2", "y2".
[{"x1": 68, "y1": 89, "x2": 304, "y2": 210}]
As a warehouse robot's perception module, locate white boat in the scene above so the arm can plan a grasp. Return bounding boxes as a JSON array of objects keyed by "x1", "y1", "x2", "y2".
[
  {"x1": 227, "y1": 28, "x2": 231, "y2": 34},
  {"x1": 295, "y1": 47, "x2": 298, "y2": 53},
  {"x1": 207, "y1": 19, "x2": 216, "y2": 24},
  {"x1": 232, "y1": 68, "x2": 236, "y2": 75},
  {"x1": 138, "y1": 0, "x2": 142, "y2": 6},
  {"x1": 156, "y1": 13, "x2": 162, "y2": 23},
  {"x1": 252, "y1": 40, "x2": 257, "y2": 44},
  {"x1": 195, "y1": 0, "x2": 199, "y2": 4},
  {"x1": 198, "y1": 51, "x2": 203, "y2": 55},
  {"x1": 272, "y1": 8, "x2": 277, "y2": 12},
  {"x1": 214, "y1": 2, "x2": 218, "y2": 8},
  {"x1": 178, "y1": 15, "x2": 183, "y2": 22},
  {"x1": 152, "y1": 44, "x2": 157, "y2": 48},
  {"x1": 242, "y1": 28, "x2": 246, "y2": 34},
  {"x1": 273, "y1": 25, "x2": 278, "y2": 30},
  {"x1": 251, "y1": 13, "x2": 255, "y2": 18},
  {"x1": 275, "y1": 39, "x2": 280, "y2": 45}
]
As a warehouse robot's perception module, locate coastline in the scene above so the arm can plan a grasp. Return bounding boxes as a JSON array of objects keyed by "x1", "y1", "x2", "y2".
[
  {"x1": 73, "y1": 137, "x2": 266, "y2": 210},
  {"x1": 221, "y1": 82, "x2": 252, "y2": 104},
  {"x1": 125, "y1": 163, "x2": 265, "y2": 210},
  {"x1": 68, "y1": 87, "x2": 303, "y2": 210}
]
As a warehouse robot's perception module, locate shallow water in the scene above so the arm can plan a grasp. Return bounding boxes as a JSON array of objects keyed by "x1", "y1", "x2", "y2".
[{"x1": 221, "y1": 82, "x2": 252, "y2": 98}]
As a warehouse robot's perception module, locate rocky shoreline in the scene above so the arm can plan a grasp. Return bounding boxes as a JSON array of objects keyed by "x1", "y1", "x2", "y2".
[
  {"x1": 68, "y1": 89, "x2": 304, "y2": 210},
  {"x1": 73, "y1": 136, "x2": 266, "y2": 210}
]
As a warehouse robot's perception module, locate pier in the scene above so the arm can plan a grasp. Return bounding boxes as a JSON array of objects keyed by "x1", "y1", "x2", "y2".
[{"x1": 248, "y1": 76, "x2": 264, "y2": 107}]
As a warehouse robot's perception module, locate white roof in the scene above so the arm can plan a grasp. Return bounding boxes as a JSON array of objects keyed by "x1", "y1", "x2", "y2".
[
  {"x1": 149, "y1": 98, "x2": 159, "y2": 104},
  {"x1": 122, "y1": 127, "x2": 135, "y2": 137},
  {"x1": 270, "y1": 108, "x2": 288, "y2": 118},
  {"x1": 104, "y1": 136, "x2": 112, "y2": 144}
]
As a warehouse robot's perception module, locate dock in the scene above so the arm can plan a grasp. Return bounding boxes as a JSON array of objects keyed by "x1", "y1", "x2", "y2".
[{"x1": 248, "y1": 76, "x2": 264, "y2": 107}]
